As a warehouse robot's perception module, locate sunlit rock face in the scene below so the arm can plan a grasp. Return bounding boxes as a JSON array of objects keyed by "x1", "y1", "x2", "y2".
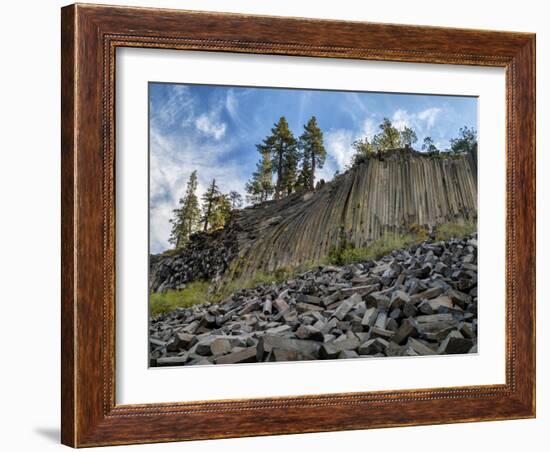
[{"x1": 150, "y1": 149, "x2": 477, "y2": 292}]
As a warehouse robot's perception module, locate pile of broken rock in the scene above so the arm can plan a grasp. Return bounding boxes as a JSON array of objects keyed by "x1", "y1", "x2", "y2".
[{"x1": 149, "y1": 234, "x2": 478, "y2": 366}]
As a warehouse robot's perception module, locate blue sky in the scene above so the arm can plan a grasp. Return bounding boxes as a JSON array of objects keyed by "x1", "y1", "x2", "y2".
[{"x1": 149, "y1": 82, "x2": 477, "y2": 253}]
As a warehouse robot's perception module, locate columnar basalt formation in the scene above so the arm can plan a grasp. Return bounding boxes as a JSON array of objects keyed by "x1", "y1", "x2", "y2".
[{"x1": 150, "y1": 149, "x2": 477, "y2": 292}]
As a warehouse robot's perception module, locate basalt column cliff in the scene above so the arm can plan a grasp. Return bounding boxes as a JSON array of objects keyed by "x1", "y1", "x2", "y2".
[{"x1": 150, "y1": 149, "x2": 477, "y2": 292}]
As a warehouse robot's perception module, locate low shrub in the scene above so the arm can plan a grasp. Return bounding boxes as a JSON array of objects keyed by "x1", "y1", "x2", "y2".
[{"x1": 434, "y1": 221, "x2": 476, "y2": 241}]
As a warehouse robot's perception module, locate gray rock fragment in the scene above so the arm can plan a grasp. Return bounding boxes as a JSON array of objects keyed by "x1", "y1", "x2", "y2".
[
  {"x1": 295, "y1": 324, "x2": 324, "y2": 341},
  {"x1": 358, "y1": 338, "x2": 389, "y2": 355},
  {"x1": 215, "y1": 346, "x2": 258, "y2": 364},
  {"x1": 361, "y1": 307, "x2": 378, "y2": 328},
  {"x1": 438, "y1": 331, "x2": 474, "y2": 354},
  {"x1": 392, "y1": 318, "x2": 418, "y2": 345},
  {"x1": 407, "y1": 337, "x2": 437, "y2": 355},
  {"x1": 333, "y1": 293, "x2": 361, "y2": 320},
  {"x1": 166, "y1": 332, "x2": 196, "y2": 352}
]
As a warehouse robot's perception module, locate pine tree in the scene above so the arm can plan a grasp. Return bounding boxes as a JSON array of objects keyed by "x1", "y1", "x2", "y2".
[
  {"x1": 282, "y1": 145, "x2": 300, "y2": 196},
  {"x1": 422, "y1": 136, "x2": 438, "y2": 153},
  {"x1": 400, "y1": 126, "x2": 418, "y2": 147},
  {"x1": 351, "y1": 137, "x2": 376, "y2": 165},
  {"x1": 168, "y1": 170, "x2": 200, "y2": 249},
  {"x1": 295, "y1": 158, "x2": 311, "y2": 191},
  {"x1": 228, "y1": 191, "x2": 243, "y2": 210},
  {"x1": 298, "y1": 116, "x2": 326, "y2": 191},
  {"x1": 245, "y1": 179, "x2": 263, "y2": 205},
  {"x1": 450, "y1": 126, "x2": 477, "y2": 155},
  {"x1": 200, "y1": 178, "x2": 222, "y2": 232},
  {"x1": 209, "y1": 194, "x2": 232, "y2": 230},
  {"x1": 245, "y1": 145, "x2": 273, "y2": 204},
  {"x1": 372, "y1": 118, "x2": 402, "y2": 150},
  {"x1": 268, "y1": 117, "x2": 298, "y2": 199}
]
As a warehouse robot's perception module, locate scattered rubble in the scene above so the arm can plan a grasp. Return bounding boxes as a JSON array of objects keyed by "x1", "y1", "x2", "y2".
[
  {"x1": 150, "y1": 234, "x2": 478, "y2": 366},
  {"x1": 149, "y1": 230, "x2": 238, "y2": 293}
]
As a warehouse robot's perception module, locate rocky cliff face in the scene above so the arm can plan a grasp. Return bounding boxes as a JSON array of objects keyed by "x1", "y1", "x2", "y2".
[
  {"x1": 149, "y1": 230, "x2": 239, "y2": 292},
  {"x1": 150, "y1": 149, "x2": 477, "y2": 292}
]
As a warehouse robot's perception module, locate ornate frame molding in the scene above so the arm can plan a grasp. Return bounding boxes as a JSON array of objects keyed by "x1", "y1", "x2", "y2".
[{"x1": 61, "y1": 4, "x2": 535, "y2": 447}]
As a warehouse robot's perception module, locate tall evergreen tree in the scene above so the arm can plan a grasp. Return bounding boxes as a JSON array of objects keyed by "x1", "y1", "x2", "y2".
[
  {"x1": 372, "y1": 118, "x2": 402, "y2": 150},
  {"x1": 295, "y1": 158, "x2": 311, "y2": 191},
  {"x1": 450, "y1": 126, "x2": 477, "y2": 155},
  {"x1": 422, "y1": 136, "x2": 438, "y2": 153},
  {"x1": 228, "y1": 191, "x2": 243, "y2": 210},
  {"x1": 268, "y1": 117, "x2": 298, "y2": 199},
  {"x1": 200, "y1": 178, "x2": 222, "y2": 232},
  {"x1": 209, "y1": 194, "x2": 232, "y2": 231},
  {"x1": 400, "y1": 126, "x2": 418, "y2": 147},
  {"x1": 169, "y1": 170, "x2": 200, "y2": 249},
  {"x1": 245, "y1": 145, "x2": 273, "y2": 204},
  {"x1": 298, "y1": 116, "x2": 326, "y2": 191}
]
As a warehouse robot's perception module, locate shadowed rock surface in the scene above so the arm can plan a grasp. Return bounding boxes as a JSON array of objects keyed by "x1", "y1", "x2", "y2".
[
  {"x1": 149, "y1": 230, "x2": 239, "y2": 292},
  {"x1": 149, "y1": 234, "x2": 478, "y2": 366},
  {"x1": 150, "y1": 149, "x2": 477, "y2": 292}
]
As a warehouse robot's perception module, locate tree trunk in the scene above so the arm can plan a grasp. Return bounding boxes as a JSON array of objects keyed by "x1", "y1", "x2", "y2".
[
  {"x1": 276, "y1": 151, "x2": 283, "y2": 199},
  {"x1": 203, "y1": 200, "x2": 212, "y2": 232},
  {"x1": 311, "y1": 153, "x2": 316, "y2": 191}
]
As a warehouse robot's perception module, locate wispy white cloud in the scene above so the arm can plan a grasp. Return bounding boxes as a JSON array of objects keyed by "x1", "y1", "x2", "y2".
[
  {"x1": 360, "y1": 118, "x2": 377, "y2": 140},
  {"x1": 150, "y1": 85, "x2": 194, "y2": 130},
  {"x1": 392, "y1": 107, "x2": 442, "y2": 132},
  {"x1": 347, "y1": 93, "x2": 369, "y2": 114},
  {"x1": 297, "y1": 91, "x2": 313, "y2": 129},
  {"x1": 391, "y1": 109, "x2": 412, "y2": 131},
  {"x1": 316, "y1": 156, "x2": 342, "y2": 183},
  {"x1": 150, "y1": 85, "x2": 259, "y2": 252},
  {"x1": 195, "y1": 113, "x2": 227, "y2": 140},
  {"x1": 320, "y1": 116, "x2": 377, "y2": 180},
  {"x1": 325, "y1": 129, "x2": 356, "y2": 170},
  {"x1": 319, "y1": 106, "x2": 444, "y2": 182},
  {"x1": 149, "y1": 121, "x2": 244, "y2": 253},
  {"x1": 224, "y1": 88, "x2": 263, "y2": 136},
  {"x1": 417, "y1": 107, "x2": 442, "y2": 129},
  {"x1": 225, "y1": 89, "x2": 238, "y2": 120}
]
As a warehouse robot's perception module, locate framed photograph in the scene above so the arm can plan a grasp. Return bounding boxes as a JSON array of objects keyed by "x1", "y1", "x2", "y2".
[{"x1": 61, "y1": 3, "x2": 536, "y2": 447}]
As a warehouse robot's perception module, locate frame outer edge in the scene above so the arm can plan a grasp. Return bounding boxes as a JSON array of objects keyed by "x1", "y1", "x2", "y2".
[
  {"x1": 531, "y1": 35, "x2": 536, "y2": 417},
  {"x1": 61, "y1": 3, "x2": 77, "y2": 448},
  {"x1": 60, "y1": 3, "x2": 536, "y2": 447},
  {"x1": 515, "y1": 35, "x2": 536, "y2": 416}
]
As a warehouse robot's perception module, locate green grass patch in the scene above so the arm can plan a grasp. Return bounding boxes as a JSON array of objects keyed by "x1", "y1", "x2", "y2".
[
  {"x1": 150, "y1": 270, "x2": 294, "y2": 315},
  {"x1": 328, "y1": 232, "x2": 423, "y2": 266},
  {"x1": 328, "y1": 221, "x2": 476, "y2": 266},
  {"x1": 149, "y1": 281, "x2": 211, "y2": 316},
  {"x1": 434, "y1": 221, "x2": 476, "y2": 241}
]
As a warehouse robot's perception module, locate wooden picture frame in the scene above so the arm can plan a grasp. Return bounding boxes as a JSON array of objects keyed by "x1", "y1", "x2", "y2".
[{"x1": 61, "y1": 3, "x2": 535, "y2": 447}]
